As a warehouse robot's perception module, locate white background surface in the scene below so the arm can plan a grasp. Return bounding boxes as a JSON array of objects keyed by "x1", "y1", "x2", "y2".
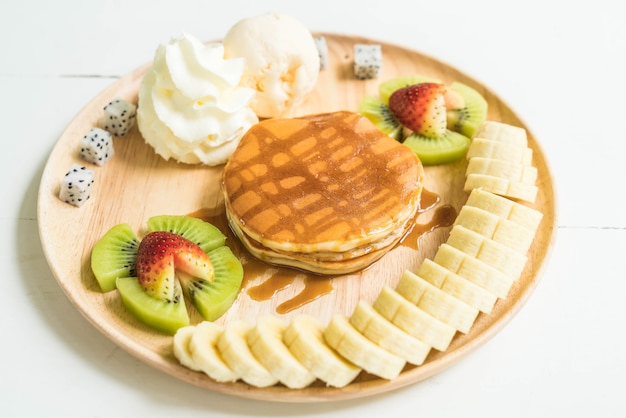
[{"x1": 2, "y1": 0, "x2": 625, "y2": 416}]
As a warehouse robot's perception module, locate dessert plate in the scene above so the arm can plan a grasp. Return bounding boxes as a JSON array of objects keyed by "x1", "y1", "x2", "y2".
[{"x1": 37, "y1": 34, "x2": 557, "y2": 402}]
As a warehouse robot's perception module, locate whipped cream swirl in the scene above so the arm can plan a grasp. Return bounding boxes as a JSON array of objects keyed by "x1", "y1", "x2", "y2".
[{"x1": 137, "y1": 33, "x2": 258, "y2": 165}]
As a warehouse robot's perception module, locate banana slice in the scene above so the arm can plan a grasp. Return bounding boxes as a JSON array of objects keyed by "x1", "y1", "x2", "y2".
[
  {"x1": 283, "y1": 314, "x2": 361, "y2": 388},
  {"x1": 350, "y1": 300, "x2": 431, "y2": 365},
  {"x1": 465, "y1": 188, "x2": 543, "y2": 231},
  {"x1": 173, "y1": 325, "x2": 200, "y2": 371},
  {"x1": 466, "y1": 137, "x2": 533, "y2": 166},
  {"x1": 466, "y1": 157, "x2": 538, "y2": 184},
  {"x1": 189, "y1": 321, "x2": 239, "y2": 383},
  {"x1": 396, "y1": 270, "x2": 479, "y2": 334},
  {"x1": 417, "y1": 258, "x2": 497, "y2": 313},
  {"x1": 324, "y1": 314, "x2": 406, "y2": 380},
  {"x1": 248, "y1": 315, "x2": 316, "y2": 389},
  {"x1": 434, "y1": 244, "x2": 513, "y2": 298},
  {"x1": 473, "y1": 121, "x2": 528, "y2": 146},
  {"x1": 454, "y1": 205, "x2": 536, "y2": 253},
  {"x1": 373, "y1": 286, "x2": 456, "y2": 351},
  {"x1": 447, "y1": 225, "x2": 528, "y2": 279},
  {"x1": 217, "y1": 319, "x2": 278, "y2": 388},
  {"x1": 464, "y1": 173, "x2": 538, "y2": 203}
]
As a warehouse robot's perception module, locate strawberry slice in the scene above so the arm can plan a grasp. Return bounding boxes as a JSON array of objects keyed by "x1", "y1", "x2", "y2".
[
  {"x1": 136, "y1": 231, "x2": 214, "y2": 301},
  {"x1": 388, "y1": 82, "x2": 448, "y2": 139}
]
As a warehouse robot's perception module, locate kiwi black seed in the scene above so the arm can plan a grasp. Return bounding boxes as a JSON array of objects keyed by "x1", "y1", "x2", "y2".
[
  {"x1": 91, "y1": 223, "x2": 140, "y2": 292},
  {"x1": 181, "y1": 245, "x2": 244, "y2": 322},
  {"x1": 446, "y1": 82, "x2": 488, "y2": 138},
  {"x1": 358, "y1": 95, "x2": 403, "y2": 141},
  {"x1": 116, "y1": 276, "x2": 189, "y2": 335},
  {"x1": 147, "y1": 214, "x2": 226, "y2": 253},
  {"x1": 402, "y1": 129, "x2": 471, "y2": 166}
]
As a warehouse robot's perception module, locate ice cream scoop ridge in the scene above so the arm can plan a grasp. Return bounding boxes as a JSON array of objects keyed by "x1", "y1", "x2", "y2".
[{"x1": 137, "y1": 33, "x2": 258, "y2": 165}]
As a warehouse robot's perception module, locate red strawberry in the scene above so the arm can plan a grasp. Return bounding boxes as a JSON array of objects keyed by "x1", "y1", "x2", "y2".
[
  {"x1": 388, "y1": 82, "x2": 448, "y2": 139},
  {"x1": 136, "y1": 231, "x2": 214, "y2": 301}
]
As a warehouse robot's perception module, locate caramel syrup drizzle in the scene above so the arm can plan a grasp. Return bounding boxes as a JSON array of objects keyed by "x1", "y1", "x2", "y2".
[{"x1": 189, "y1": 189, "x2": 455, "y2": 315}]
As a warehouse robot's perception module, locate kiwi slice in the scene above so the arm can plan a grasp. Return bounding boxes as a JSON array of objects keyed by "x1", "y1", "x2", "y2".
[
  {"x1": 91, "y1": 215, "x2": 243, "y2": 334},
  {"x1": 379, "y1": 75, "x2": 442, "y2": 103},
  {"x1": 358, "y1": 95, "x2": 403, "y2": 141},
  {"x1": 91, "y1": 223, "x2": 140, "y2": 292},
  {"x1": 116, "y1": 276, "x2": 190, "y2": 335},
  {"x1": 181, "y1": 245, "x2": 244, "y2": 321},
  {"x1": 147, "y1": 215, "x2": 226, "y2": 253},
  {"x1": 402, "y1": 129, "x2": 471, "y2": 166},
  {"x1": 147, "y1": 215, "x2": 244, "y2": 322},
  {"x1": 446, "y1": 82, "x2": 488, "y2": 138}
]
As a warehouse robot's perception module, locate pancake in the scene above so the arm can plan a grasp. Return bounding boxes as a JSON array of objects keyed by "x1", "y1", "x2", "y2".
[{"x1": 222, "y1": 110, "x2": 424, "y2": 274}]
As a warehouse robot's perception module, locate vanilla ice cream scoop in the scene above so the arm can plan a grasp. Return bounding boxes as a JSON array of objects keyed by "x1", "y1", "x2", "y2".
[
  {"x1": 137, "y1": 33, "x2": 258, "y2": 165},
  {"x1": 223, "y1": 13, "x2": 320, "y2": 118}
]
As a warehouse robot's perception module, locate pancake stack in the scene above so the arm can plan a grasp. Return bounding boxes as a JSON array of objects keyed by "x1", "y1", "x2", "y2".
[{"x1": 221, "y1": 111, "x2": 424, "y2": 274}]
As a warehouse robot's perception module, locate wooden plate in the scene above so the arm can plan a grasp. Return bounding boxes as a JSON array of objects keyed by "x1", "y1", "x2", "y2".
[{"x1": 37, "y1": 34, "x2": 557, "y2": 402}]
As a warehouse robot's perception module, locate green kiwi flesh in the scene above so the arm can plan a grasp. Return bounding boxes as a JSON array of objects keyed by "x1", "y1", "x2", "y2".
[
  {"x1": 446, "y1": 82, "x2": 488, "y2": 138},
  {"x1": 358, "y1": 95, "x2": 403, "y2": 141},
  {"x1": 378, "y1": 75, "x2": 442, "y2": 103},
  {"x1": 91, "y1": 223, "x2": 140, "y2": 292},
  {"x1": 181, "y1": 245, "x2": 244, "y2": 322},
  {"x1": 402, "y1": 129, "x2": 471, "y2": 166},
  {"x1": 147, "y1": 215, "x2": 226, "y2": 253},
  {"x1": 116, "y1": 276, "x2": 190, "y2": 335}
]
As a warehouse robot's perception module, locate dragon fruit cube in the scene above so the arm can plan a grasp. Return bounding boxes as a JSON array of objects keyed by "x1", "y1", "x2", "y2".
[
  {"x1": 80, "y1": 127, "x2": 114, "y2": 166},
  {"x1": 102, "y1": 97, "x2": 136, "y2": 136},
  {"x1": 59, "y1": 164, "x2": 95, "y2": 207},
  {"x1": 314, "y1": 36, "x2": 329, "y2": 70},
  {"x1": 353, "y1": 44, "x2": 382, "y2": 80}
]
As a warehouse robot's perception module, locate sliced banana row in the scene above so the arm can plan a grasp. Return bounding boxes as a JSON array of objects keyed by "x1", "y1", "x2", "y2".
[
  {"x1": 464, "y1": 120, "x2": 539, "y2": 203},
  {"x1": 173, "y1": 121, "x2": 544, "y2": 389},
  {"x1": 173, "y1": 314, "x2": 363, "y2": 389}
]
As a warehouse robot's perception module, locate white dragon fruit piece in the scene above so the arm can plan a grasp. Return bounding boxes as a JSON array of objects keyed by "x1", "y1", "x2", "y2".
[
  {"x1": 353, "y1": 44, "x2": 382, "y2": 80},
  {"x1": 102, "y1": 97, "x2": 136, "y2": 136},
  {"x1": 314, "y1": 36, "x2": 329, "y2": 70},
  {"x1": 80, "y1": 127, "x2": 114, "y2": 166},
  {"x1": 59, "y1": 164, "x2": 95, "y2": 207}
]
